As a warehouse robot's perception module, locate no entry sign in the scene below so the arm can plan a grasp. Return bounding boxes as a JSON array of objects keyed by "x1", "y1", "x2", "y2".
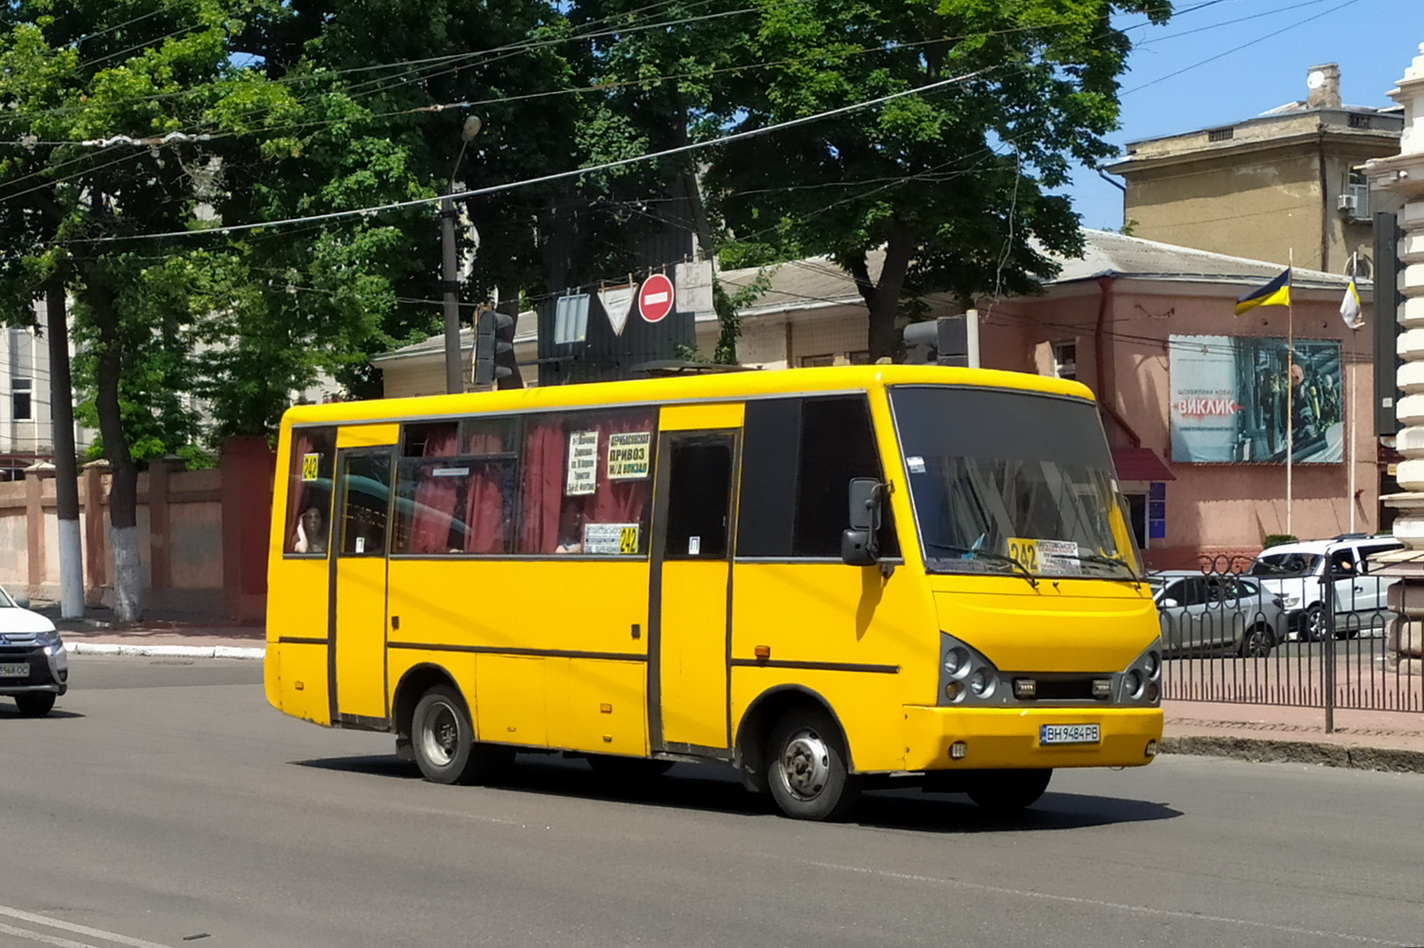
[{"x1": 638, "y1": 273, "x2": 675, "y2": 323}]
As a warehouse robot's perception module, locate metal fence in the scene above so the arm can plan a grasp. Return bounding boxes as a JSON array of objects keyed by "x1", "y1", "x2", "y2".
[{"x1": 1152, "y1": 560, "x2": 1424, "y2": 720}]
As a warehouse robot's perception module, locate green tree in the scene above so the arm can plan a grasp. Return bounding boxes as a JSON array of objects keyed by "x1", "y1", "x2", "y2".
[
  {"x1": 0, "y1": 0, "x2": 431, "y2": 618},
  {"x1": 699, "y1": 0, "x2": 1171, "y2": 359},
  {"x1": 569, "y1": 0, "x2": 750, "y2": 361}
]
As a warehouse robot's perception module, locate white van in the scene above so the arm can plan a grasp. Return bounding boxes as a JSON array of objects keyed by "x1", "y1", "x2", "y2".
[{"x1": 1245, "y1": 534, "x2": 1404, "y2": 640}]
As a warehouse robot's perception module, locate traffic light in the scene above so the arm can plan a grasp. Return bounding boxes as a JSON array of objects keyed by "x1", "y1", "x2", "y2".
[
  {"x1": 474, "y1": 307, "x2": 522, "y2": 389},
  {"x1": 903, "y1": 316, "x2": 969, "y2": 366}
]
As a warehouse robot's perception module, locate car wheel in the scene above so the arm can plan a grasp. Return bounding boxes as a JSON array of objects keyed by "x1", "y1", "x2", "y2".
[
  {"x1": 766, "y1": 709, "x2": 861, "y2": 821},
  {"x1": 13, "y1": 692, "x2": 56, "y2": 717},
  {"x1": 965, "y1": 769, "x2": 1053, "y2": 814},
  {"x1": 1301, "y1": 603, "x2": 1324, "y2": 642},
  {"x1": 1240, "y1": 624, "x2": 1274, "y2": 658},
  {"x1": 410, "y1": 685, "x2": 511, "y2": 785}
]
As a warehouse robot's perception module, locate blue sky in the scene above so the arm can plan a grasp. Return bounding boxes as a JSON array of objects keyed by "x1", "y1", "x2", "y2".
[{"x1": 1066, "y1": 0, "x2": 1423, "y2": 231}]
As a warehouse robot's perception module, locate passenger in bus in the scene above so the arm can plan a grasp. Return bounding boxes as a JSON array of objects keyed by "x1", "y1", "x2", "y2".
[
  {"x1": 555, "y1": 502, "x2": 584, "y2": 554},
  {"x1": 293, "y1": 506, "x2": 327, "y2": 554}
]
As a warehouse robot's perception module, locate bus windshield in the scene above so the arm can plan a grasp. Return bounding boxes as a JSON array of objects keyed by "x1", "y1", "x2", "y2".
[{"x1": 890, "y1": 386, "x2": 1140, "y2": 579}]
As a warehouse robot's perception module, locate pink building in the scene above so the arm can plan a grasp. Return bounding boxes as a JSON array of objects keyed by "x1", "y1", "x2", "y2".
[{"x1": 712, "y1": 231, "x2": 1375, "y2": 570}]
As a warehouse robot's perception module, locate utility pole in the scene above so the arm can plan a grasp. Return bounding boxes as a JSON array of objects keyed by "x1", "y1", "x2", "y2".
[
  {"x1": 441, "y1": 116, "x2": 482, "y2": 395},
  {"x1": 440, "y1": 195, "x2": 462, "y2": 394}
]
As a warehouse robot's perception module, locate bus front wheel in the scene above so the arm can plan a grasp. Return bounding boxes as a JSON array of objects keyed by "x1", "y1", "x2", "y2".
[
  {"x1": 766, "y1": 710, "x2": 861, "y2": 821},
  {"x1": 411, "y1": 685, "x2": 509, "y2": 785},
  {"x1": 965, "y1": 768, "x2": 1052, "y2": 814}
]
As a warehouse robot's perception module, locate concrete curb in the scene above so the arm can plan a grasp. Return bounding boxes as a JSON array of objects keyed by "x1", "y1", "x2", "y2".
[
  {"x1": 65, "y1": 643, "x2": 265, "y2": 661},
  {"x1": 1160, "y1": 735, "x2": 1424, "y2": 773}
]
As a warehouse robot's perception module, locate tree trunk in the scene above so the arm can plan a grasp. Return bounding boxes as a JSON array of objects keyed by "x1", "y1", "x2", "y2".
[
  {"x1": 44, "y1": 283, "x2": 85, "y2": 619},
  {"x1": 84, "y1": 271, "x2": 142, "y2": 624},
  {"x1": 850, "y1": 223, "x2": 916, "y2": 362}
]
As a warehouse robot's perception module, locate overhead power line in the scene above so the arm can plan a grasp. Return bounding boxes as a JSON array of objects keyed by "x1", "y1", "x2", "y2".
[{"x1": 73, "y1": 69, "x2": 989, "y2": 244}]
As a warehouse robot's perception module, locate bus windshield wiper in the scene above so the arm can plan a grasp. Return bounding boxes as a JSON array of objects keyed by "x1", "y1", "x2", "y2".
[
  {"x1": 923, "y1": 542, "x2": 1038, "y2": 588},
  {"x1": 1049, "y1": 552, "x2": 1140, "y2": 579}
]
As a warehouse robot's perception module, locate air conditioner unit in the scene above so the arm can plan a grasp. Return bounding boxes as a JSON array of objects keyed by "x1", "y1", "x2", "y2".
[{"x1": 1337, "y1": 193, "x2": 1358, "y2": 213}]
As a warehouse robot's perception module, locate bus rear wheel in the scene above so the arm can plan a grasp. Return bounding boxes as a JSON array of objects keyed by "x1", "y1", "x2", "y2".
[
  {"x1": 766, "y1": 710, "x2": 861, "y2": 822},
  {"x1": 965, "y1": 768, "x2": 1052, "y2": 814},
  {"x1": 411, "y1": 685, "x2": 510, "y2": 785}
]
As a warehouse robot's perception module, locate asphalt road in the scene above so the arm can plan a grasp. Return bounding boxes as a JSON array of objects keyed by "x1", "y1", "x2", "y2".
[{"x1": 3, "y1": 656, "x2": 1422, "y2": 948}]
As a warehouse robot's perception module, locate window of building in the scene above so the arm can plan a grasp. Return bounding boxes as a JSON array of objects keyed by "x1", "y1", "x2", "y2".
[
  {"x1": 1347, "y1": 113, "x2": 1370, "y2": 130},
  {"x1": 847, "y1": 350, "x2": 871, "y2": 365},
  {"x1": 1052, "y1": 342, "x2": 1077, "y2": 380},
  {"x1": 12, "y1": 378, "x2": 32, "y2": 421},
  {"x1": 799, "y1": 354, "x2": 835, "y2": 368},
  {"x1": 1207, "y1": 126, "x2": 1234, "y2": 142},
  {"x1": 1344, "y1": 170, "x2": 1370, "y2": 221}
]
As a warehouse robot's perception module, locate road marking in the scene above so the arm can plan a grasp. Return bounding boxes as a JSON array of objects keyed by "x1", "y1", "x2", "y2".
[
  {"x1": 0, "y1": 921, "x2": 100, "y2": 948},
  {"x1": 803, "y1": 861, "x2": 1411, "y2": 947},
  {"x1": 0, "y1": 906, "x2": 175, "y2": 948}
]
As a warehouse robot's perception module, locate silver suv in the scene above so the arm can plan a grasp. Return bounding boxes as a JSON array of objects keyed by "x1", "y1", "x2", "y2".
[
  {"x1": 1245, "y1": 534, "x2": 1404, "y2": 641},
  {"x1": 0, "y1": 586, "x2": 69, "y2": 716}
]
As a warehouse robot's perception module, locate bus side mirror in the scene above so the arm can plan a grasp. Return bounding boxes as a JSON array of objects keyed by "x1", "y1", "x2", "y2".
[{"x1": 841, "y1": 478, "x2": 883, "y2": 567}]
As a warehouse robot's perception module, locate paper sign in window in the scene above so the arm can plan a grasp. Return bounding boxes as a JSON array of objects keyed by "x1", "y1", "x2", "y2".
[
  {"x1": 584, "y1": 522, "x2": 640, "y2": 555},
  {"x1": 566, "y1": 430, "x2": 599, "y2": 496},
  {"x1": 607, "y1": 432, "x2": 651, "y2": 480}
]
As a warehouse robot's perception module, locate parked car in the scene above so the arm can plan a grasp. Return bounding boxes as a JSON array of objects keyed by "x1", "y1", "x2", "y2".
[
  {"x1": 1245, "y1": 534, "x2": 1404, "y2": 641},
  {"x1": 0, "y1": 586, "x2": 68, "y2": 716},
  {"x1": 1148, "y1": 571, "x2": 1287, "y2": 658}
]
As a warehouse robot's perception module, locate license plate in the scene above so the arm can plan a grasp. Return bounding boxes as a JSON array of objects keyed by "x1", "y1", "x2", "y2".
[
  {"x1": 0, "y1": 663, "x2": 30, "y2": 678},
  {"x1": 1040, "y1": 723, "x2": 1099, "y2": 745}
]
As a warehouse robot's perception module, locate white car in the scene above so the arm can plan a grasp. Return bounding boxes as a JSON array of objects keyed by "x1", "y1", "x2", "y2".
[
  {"x1": 0, "y1": 586, "x2": 69, "y2": 716},
  {"x1": 1245, "y1": 534, "x2": 1404, "y2": 641}
]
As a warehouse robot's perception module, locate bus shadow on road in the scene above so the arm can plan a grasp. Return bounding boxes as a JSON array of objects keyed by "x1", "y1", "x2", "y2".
[
  {"x1": 292, "y1": 753, "x2": 1180, "y2": 830},
  {"x1": 853, "y1": 790, "x2": 1181, "y2": 833}
]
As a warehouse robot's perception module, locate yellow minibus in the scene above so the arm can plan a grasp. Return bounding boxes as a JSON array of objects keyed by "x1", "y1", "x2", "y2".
[{"x1": 265, "y1": 365, "x2": 1162, "y2": 820}]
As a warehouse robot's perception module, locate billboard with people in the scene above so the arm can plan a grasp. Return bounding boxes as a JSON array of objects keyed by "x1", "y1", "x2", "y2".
[{"x1": 1168, "y1": 334, "x2": 1342, "y2": 464}]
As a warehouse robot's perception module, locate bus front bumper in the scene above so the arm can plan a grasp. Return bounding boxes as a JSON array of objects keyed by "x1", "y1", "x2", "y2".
[{"x1": 902, "y1": 705, "x2": 1163, "y2": 772}]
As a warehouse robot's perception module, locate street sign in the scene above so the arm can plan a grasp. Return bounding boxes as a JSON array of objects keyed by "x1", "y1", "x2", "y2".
[{"x1": 638, "y1": 273, "x2": 675, "y2": 323}]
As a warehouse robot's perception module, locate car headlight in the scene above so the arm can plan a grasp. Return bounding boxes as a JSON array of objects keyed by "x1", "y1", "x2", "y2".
[
  {"x1": 1282, "y1": 595, "x2": 1300, "y2": 609},
  {"x1": 34, "y1": 629, "x2": 62, "y2": 650}
]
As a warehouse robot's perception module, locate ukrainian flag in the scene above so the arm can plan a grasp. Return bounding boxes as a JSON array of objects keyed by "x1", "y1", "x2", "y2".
[{"x1": 1234, "y1": 268, "x2": 1291, "y2": 316}]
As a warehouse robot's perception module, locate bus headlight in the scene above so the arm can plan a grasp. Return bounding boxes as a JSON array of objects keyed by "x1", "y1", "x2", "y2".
[
  {"x1": 1117, "y1": 640, "x2": 1162, "y2": 707},
  {"x1": 937, "y1": 632, "x2": 1003, "y2": 707}
]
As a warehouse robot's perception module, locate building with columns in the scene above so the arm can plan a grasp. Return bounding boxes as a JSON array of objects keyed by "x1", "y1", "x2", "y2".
[{"x1": 1366, "y1": 43, "x2": 1424, "y2": 671}]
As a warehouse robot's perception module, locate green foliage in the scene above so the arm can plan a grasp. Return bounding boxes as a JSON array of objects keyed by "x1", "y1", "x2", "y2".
[
  {"x1": 694, "y1": 0, "x2": 1173, "y2": 356},
  {"x1": 1262, "y1": 534, "x2": 1297, "y2": 550}
]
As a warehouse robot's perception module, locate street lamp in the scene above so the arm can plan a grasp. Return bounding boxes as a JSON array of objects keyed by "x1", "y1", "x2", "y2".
[{"x1": 442, "y1": 115, "x2": 482, "y2": 394}]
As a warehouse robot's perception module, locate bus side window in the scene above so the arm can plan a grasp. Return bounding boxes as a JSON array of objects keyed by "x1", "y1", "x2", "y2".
[
  {"x1": 285, "y1": 426, "x2": 336, "y2": 556},
  {"x1": 739, "y1": 396, "x2": 897, "y2": 559},
  {"x1": 339, "y1": 454, "x2": 391, "y2": 556},
  {"x1": 516, "y1": 408, "x2": 657, "y2": 556}
]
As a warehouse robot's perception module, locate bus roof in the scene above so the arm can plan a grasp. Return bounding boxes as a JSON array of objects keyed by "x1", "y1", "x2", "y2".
[{"x1": 280, "y1": 364, "x2": 1095, "y2": 428}]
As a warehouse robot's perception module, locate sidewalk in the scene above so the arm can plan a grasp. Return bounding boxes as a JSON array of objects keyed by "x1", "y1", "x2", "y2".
[
  {"x1": 40, "y1": 603, "x2": 265, "y2": 661},
  {"x1": 34, "y1": 603, "x2": 1424, "y2": 774}
]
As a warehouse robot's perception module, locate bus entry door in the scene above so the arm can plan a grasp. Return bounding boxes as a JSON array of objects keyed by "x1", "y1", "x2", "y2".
[
  {"x1": 330, "y1": 445, "x2": 394, "y2": 726},
  {"x1": 650, "y1": 408, "x2": 741, "y2": 754}
]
